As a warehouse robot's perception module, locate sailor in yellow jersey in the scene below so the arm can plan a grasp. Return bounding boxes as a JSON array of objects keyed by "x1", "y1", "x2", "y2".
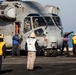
[
  {"x1": 0, "y1": 34, "x2": 6, "y2": 75},
  {"x1": 72, "y1": 33, "x2": 76, "y2": 56}
]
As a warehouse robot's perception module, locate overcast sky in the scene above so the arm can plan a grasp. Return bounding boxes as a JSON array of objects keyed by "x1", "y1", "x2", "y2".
[{"x1": 1, "y1": 0, "x2": 76, "y2": 32}]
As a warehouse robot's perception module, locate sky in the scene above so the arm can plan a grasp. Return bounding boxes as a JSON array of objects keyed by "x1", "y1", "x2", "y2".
[{"x1": 0, "y1": 0, "x2": 76, "y2": 32}]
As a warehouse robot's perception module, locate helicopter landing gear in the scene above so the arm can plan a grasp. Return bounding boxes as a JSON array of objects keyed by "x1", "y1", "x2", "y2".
[
  {"x1": 44, "y1": 50, "x2": 50, "y2": 57},
  {"x1": 51, "y1": 49, "x2": 57, "y2": 57},
  {"x1": 44, "y1": 49, "x2": 57, "y2": 57}
]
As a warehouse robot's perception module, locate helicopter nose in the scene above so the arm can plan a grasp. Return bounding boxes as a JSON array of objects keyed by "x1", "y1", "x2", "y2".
[
  {"x1": 50, "y1": 37, "x2": 57, "y2": 48},
  {"x1": 51, "y1": 42, "x2": 57, "y2": 48},
  {"x1": 45, "y1": 36, "x2": 57, "y2": 48}
]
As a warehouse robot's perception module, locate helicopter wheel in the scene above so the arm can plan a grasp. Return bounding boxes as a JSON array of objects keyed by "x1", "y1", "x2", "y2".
[
  {"x1": 51, "y1": 49, "x2": 57, "y2": 57},
  {"x1": 44, "y1": 50, "x2": 50, "y2": 57}
]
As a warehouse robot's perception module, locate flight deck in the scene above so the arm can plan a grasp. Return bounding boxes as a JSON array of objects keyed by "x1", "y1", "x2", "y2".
[{"x1": 1, "y1": 56, "x2": 76, "y2": 75}]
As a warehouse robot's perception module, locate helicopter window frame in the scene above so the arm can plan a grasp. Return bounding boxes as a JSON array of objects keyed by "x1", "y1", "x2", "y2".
[
  {"x1": 52, "y1": 16, "x2": 62, "y2": 26},
  {"x1": 24, "y1": 17, "x2": 32, "y2": 33},
  {"x1": 44, "y1": 16, "x2": 54, "y2": 26}
]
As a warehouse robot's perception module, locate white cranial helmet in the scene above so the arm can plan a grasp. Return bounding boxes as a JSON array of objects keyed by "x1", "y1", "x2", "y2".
[
  {"x1": 74, "y1": 33, "x2": 76, "y2": 35},
  {"x1": 30, "y1": 32, "x2": 36, "y2": 38}
]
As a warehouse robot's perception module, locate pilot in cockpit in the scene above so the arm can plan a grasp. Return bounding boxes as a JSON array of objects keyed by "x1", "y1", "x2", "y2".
[{"x1": 33, "y1": 18, "x2": 39, "y2": 28}]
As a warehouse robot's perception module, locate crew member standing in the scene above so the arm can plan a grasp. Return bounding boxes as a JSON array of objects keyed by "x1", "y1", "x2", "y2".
[
  {"x1": 61, "y1": 31, "x2": 73, "y2": 56},
  {"x1": 0, "y1": 34, "x2": 6, "y2": 75},
  {"x1": 25, "y1": 32, "x2": 39, "y2": 71},
  {"x1": 72, "y1": 33, "x2": 76, "y2": 56},
  {"x1": 12, "y1": 33, "x2": 22, "y2": 57}
]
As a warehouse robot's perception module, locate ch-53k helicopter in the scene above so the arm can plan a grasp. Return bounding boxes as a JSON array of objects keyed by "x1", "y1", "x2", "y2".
[{"x1": 0, "y1": 0, "x2": 63, "y2": 56}]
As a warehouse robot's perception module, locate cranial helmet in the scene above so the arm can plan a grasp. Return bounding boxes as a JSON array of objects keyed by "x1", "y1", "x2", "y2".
[
  {"x1": 30, "y1": 32, "x2": 36, "y2": 38},
  {"x1": 74, "y1": 33, "x2": 76, "y2": 35},
  {"x1": 0, "y1": 34, "x2": 4, "y2": 38}
]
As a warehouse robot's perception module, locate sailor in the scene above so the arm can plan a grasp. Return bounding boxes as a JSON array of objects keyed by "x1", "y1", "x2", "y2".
[
  {"x1": 12, "y1": 33, "x2": 22, "y2": 57},
  {"x1": 61, "y1": 31, "x2": 73, "y2": 56},
  {"x1": 72, "y1": 33, "x2": 76, "y2": 56},
  {"x1": 25, "y1": 32, "x2": 39, "y2": 71},
  {"x1": 34, "y1": 18, "x2": 39, "y2": 28},
  {"x1": 0, "y1": 34, "x2": 6, "y2": 75}
]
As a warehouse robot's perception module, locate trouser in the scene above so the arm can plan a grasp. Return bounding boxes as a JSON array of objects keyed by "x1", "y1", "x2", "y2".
[
  {"x1": 73, "y1": 44, "x2": 76, "y2": 55},
  {"x1": 0, "y1": 56, "x2": 2, "y2": 75},
  {"x1": 12, "y1": 44, "x2": 20, "y2": 56},
  {"x1": 27, "y1": 51, "x2": 36, "y2": 70},
  {"x1": 61, "y1": 42, "x2": 69, "y2": 56}
]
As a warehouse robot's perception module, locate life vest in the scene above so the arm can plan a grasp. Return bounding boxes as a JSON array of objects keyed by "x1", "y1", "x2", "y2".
[
  {"x1": 26, "y1": 38, "x2": 36, "y2": 51},
  {"x1": 12, "y1": 35, "x2": 19, "y2": 45},
  {"x1": 72, "y1": 36, "x2": 76, "y2": 44},
  {"x1": 0, "y1": 42, "x2": 5, "y2": 55}
]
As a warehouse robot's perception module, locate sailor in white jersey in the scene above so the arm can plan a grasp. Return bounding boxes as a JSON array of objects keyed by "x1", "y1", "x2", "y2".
[{"x1": 26, "y1": 32, "x2": 39, "y2": 71}]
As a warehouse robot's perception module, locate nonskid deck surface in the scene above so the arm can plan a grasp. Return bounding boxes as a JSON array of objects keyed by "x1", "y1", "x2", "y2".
[{"x1": 2, "y1": 56, "x2": 76, "y2": 75}]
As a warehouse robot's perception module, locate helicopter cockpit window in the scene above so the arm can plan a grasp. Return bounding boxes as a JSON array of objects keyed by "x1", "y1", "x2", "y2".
[
  {"x1": 34, "y1": 28, "x2": 44, "y2": 36},
  {"x1": 52, "y1": 16, "x2": 61, "y2": 26},
  {"x1": 44, "y1": 17, "x2": 54, "y2": 26},
  {"x1": 24, "y1": 17, "x2": 32, "y2": 33},
  {"x1": 33, "y1": 17, "x2": 46, "y2": 28}
]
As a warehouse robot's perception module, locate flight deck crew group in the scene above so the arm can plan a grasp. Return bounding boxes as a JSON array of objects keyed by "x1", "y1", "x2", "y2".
[
  {"x1": 1, "y1": 31, "x2": 76, "y2": 73},
  {"x1": 11, "y1": 31, "x2": 76, "y2": 58}
]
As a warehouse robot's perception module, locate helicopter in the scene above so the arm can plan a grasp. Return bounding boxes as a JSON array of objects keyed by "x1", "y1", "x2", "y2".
[{"x1": 0, "y1": 0, "x2": 63, "y2": 56}]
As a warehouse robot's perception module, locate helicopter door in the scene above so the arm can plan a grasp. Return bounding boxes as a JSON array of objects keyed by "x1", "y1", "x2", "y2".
[{"x1": 15, "y1": 22, "x2": 20, "y2": 34}]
